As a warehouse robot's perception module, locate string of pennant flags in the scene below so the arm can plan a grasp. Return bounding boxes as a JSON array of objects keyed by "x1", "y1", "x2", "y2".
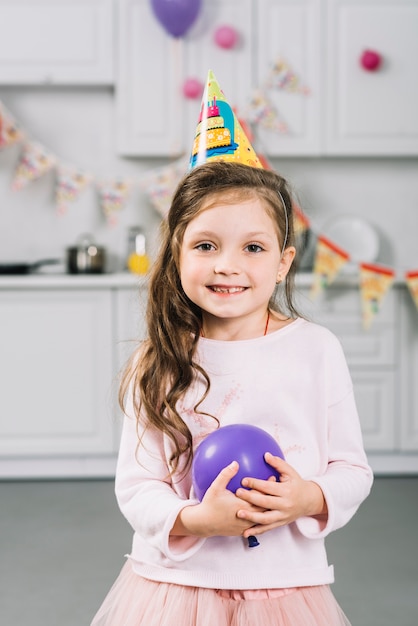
[
  {"x1": 0, "y1": 57, "x2": 305, "y2": 223},
  {"x1": 0, "y1": 57, "x2": 303, "y2": 220},
  {"x1": 1, "y1": 57, "x2": 417, "y2": 327}
]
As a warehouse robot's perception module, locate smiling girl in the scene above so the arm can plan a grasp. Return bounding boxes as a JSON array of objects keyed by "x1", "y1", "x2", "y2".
[{"x1": 91, "y1": 161, "x2": 372, "y2": 626}]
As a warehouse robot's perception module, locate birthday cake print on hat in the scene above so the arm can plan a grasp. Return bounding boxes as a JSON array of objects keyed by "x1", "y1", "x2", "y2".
[{"x1": 190, "y1": 70, "x2": 262, "y2": 170}]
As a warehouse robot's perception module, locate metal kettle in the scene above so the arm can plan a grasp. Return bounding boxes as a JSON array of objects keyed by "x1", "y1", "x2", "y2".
[{"x1": 66, "y1": 234, "x2": 106, "y2": 274}]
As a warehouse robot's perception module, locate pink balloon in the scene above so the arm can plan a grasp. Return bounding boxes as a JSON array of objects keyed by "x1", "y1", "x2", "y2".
[
  {"x1": 360, "y1": 49, "x2": 382, "y2": 71},
  {"x1": 183, "y1": 77, "x2": 203, "y2": 99},
  {"x1": 214, "y1": 25, "x2": 238, "y2": 49},
  {"x1": 151, "y1": 0, "x2": 202, "y2": 38}
]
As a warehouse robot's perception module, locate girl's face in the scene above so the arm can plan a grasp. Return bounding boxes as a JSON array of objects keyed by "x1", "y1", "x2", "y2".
[{"x1": 179, "y1": 196, "x2": 295, "y2": 340}]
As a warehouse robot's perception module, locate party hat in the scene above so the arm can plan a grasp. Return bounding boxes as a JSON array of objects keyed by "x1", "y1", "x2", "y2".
[{"x1": 189, "y1": 70, "x2": 262, "y2": 170}]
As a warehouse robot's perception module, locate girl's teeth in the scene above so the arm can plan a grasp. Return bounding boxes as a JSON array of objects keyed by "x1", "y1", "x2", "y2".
[{"x1": 212, "y1": 287, "x2": 244, "y2": 293}]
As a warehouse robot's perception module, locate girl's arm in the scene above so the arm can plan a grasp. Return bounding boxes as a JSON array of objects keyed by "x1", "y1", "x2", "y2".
[
  {"x1": 234, "y1": 387, "x2": 373, "y2": 539},
  {"x1": 171, "y1": 460, "x2": 263, "y2": 538},
  {"x1": 116, "y1": 407, "x2": 264, "y2": 560}
]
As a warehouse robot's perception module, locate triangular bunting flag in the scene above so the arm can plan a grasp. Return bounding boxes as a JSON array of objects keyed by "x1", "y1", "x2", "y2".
[
  {"x1": 267, "y1": 58, "x2": 310, "y2": 95},
  {"x1": 0, "y1": 102, "x2": 25, "y2": 149},
  {"x1": 359, "y1": 263, "x2": 395, "y2": 330},
  {"x1": 11, "y1": 141, "x2": 56, "y2": 191},
  {"x1": 405, "y1": 270, "x2": 418, "y2": 313},
  {"x1": 293, "y1": 204, "x2": 310, "y2": 236},
  {"x1": 244, "y1": 88, "x2": 288, "y2": 133},
  {"x1": 97, "y1": 178, "x2": 133, "y2": 227},
  {"x1": 140, "y1": 158, "x2": 187, "y2": 218},
  {"x1": 310, "y1": 235, "x2": 350, "y2": 299},
  {"x1": 55, "y1": 164, "x2": 92, "y2": 215}
]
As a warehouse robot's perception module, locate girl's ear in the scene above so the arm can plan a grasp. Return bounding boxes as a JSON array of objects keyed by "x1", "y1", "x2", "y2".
[{"x1": 277, "y1": 246, "x2": 296, "y2": 282}]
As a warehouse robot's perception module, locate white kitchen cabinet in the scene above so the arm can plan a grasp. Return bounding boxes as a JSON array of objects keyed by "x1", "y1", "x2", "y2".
[
  {"x1": 0, "y1": 274, "x2": 417, "y2": 477},
  {"x1": 0, "y1": 288, "x2": 114, "y2": 458},
  {"x1": 116, "y1": 0, "x2": 418, "y2": 156},
  {"x1": 325, "y1": 0, "x2": 418, "y2": 155},
  {"x1": 351, "y1": 370, "x2": 396, "y2": 451},
  {"x1": 0, "y1": 0, "x2": 114, "y2": 85},
  {"x1": 255, "y1": 0, "x2": 322, "y2": 156},
  {"x1": 116, "y1": 0, "x2": 254, "y2": 156},
  {"x1": 114, "y1": 285, "x2": 146, "y2": 373},
  {"x1": 295, "y1": 284, "x2": 397, "y2": 452},
  {"x1": 111, "y1": 284, "x2": 147, "y2": 443},
  {"x1": 400, "y1": 288, "x2": 418, "y2": 451}
]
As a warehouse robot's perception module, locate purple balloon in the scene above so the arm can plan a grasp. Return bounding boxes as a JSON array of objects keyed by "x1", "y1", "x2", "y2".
[
  {"x1": 192, "y1": 424, "x2": 285, "y2": 501},
  {"x1": 150, "y1": 0, "x2": 202, "y2": 38}
]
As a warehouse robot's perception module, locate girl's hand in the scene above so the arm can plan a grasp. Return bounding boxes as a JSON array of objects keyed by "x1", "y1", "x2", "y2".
[
  {"x1": 172, "y1": 461, "x2": 265, "y2": 538},
  {"x1": 235, "y1": 453, "x2": 328, "y2": 539}
]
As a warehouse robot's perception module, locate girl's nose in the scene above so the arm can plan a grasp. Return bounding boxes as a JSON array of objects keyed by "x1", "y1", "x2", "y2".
[{"x1": 214, "y1": 251, "x2": 240, "y2": 275}]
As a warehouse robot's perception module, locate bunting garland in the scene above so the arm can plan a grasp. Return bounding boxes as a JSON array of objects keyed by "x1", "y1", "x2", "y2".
[
  {"x1": 243, "y1": 56, "x2": 311, "y2": 136},
  {"x1": 0, "y1": 56, "x2": 309, "y2": 215},
  {"x1": 0, "y1": 98, "x2": 416, "y2": 325}
]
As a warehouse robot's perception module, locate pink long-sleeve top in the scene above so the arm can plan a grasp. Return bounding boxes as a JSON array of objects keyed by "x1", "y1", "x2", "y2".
[{"x1": 115, "y1": 318, "x2": 373, "y2": 590}]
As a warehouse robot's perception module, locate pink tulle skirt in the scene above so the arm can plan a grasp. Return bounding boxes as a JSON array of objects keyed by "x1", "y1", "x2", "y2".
[{"x1": 91, "y1": 561, "x2": 351, "y2": 626}]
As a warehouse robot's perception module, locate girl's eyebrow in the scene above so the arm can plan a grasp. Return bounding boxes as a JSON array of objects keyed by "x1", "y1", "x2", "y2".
[{"x1": 187, "y1": 230, "x2": 274, "y2": 240}]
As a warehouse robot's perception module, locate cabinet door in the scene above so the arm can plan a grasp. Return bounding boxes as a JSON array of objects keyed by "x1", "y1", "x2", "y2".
[
  {"x1": 256, "y1": 0, "x2": 322, "y2": 155},
  {"x1": 295, "y1": 284, "x2": 397, "y2": 450},
  {"x1": 400, "y1": 290, "x2": 418, "y2": 451},
  {"x1": 351, "y1": 370, "x2": 395, "y2": 451},
  {"x1": 116, "y1": 0, "x2": 184, "y2": 155},
  {"x1": 0, "y1": 290, "x2": 114, "y2": 455},
  {"x1": 326, "y1": 0, "x2": 418, "y2": 155},
  {"x1": 0, "y1": 0, "x2": 114, "y2": 85},
  {"x1": 116, "y1": 0, "x2": 253, "y2": 156},
  {"x1": 114, "y1": 287, "x2": 147, "y2": 373}
]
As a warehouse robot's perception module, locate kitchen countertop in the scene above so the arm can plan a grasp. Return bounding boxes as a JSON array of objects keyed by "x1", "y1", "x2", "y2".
[
  {"x1": 0, "y1": 272, "x2": 147, "y2": 289},
  {"x1": 0, "y1": 271, "x2": 407, "y2": 290}
]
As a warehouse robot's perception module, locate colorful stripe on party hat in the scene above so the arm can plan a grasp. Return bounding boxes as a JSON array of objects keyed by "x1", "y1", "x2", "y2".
[{"x1": 189, "y1": 70, "x2": 262, "y2": 170}]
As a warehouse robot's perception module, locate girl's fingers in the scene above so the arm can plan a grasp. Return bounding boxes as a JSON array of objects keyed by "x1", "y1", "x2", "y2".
[
  {"x1": 264, "y1": 453, "x2": 294, "y2": 477},
  {"x1": 207, "y1": 461, "x2": 239, "y2": 494}
]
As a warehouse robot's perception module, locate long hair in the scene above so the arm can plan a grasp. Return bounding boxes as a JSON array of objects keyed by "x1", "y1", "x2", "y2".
[{"x1": 120, "y1": 161, "x2": 299, "y2": 474}]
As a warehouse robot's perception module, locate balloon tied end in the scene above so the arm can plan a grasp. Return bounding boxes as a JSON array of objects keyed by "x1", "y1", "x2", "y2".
[{"x1": 247, "y1": 535, "x2": 260, "y2": 548}]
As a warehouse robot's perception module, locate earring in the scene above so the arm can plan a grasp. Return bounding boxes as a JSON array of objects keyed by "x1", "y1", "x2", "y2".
[{"x1": 276, "y1": 274, "x2": 282, "y2": 285}]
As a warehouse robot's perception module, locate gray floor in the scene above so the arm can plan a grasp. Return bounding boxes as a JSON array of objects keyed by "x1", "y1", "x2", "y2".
[{"x1": 0, "y1": 478, "x2": 417, "y2": 626}]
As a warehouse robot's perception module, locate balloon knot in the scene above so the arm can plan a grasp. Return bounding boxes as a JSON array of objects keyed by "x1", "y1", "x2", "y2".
[{"x1": 247, "y1": 535, "x2": 260, "y2": 548}]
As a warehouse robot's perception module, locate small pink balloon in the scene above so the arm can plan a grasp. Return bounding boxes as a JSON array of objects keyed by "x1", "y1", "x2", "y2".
[
  {"x1": 183, "y1": 77, "x2": 203, "y2": 99},
  {"x1": 214, "y1": 25, "x2": 238, "y2": 49},
  {"x1": 360, "y1": 49, "x2": 382, "y2": 71}
]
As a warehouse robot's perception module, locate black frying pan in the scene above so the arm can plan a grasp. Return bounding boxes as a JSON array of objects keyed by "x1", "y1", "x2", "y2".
[{"x1": 0, "y1": 259, "x2": 61, "y2": 275}]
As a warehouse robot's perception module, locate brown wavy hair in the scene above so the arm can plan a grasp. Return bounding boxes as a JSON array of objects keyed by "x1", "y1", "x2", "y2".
[{"x1": 119, "y1": 161, "x2": 299, "y2": 474}]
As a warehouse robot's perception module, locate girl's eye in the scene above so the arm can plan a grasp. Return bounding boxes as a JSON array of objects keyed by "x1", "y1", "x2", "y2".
[
  {"x1": 246, "y1": 243, "x2": 264, "y2": 253},
  {"x1": 195, "y1": 242, "x2": 215, "y2": 252}
]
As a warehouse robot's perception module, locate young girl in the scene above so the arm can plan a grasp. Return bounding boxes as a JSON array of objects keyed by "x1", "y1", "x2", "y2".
[{"x1": 91, "y1": 161, "x2": 373, "y2": 626}]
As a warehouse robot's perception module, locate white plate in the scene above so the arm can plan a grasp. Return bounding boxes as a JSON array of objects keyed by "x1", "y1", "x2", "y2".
[{"x1": 321, "y1": 216, "x2": 379, "y2": 264}]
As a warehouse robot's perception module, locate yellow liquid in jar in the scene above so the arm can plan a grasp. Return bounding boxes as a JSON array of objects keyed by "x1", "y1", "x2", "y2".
[{"x1": 127, "y1": 253, "x2": 150, "y2": 275}]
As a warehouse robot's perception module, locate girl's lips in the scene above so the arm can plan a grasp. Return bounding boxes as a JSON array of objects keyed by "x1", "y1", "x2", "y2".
[{"x1": 207, "y1": 286, "x2": 247, "y2": 294}]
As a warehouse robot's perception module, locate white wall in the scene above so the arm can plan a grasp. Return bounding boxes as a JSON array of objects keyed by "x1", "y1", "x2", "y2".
[{"x1": 0, "y1": 86, "x2": 417, "y2": 273}]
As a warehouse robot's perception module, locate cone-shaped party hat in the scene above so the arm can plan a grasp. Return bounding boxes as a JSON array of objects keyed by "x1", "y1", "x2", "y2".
[{"x1": 189, "y1": 70, "x2": 262, "y2": 170}]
